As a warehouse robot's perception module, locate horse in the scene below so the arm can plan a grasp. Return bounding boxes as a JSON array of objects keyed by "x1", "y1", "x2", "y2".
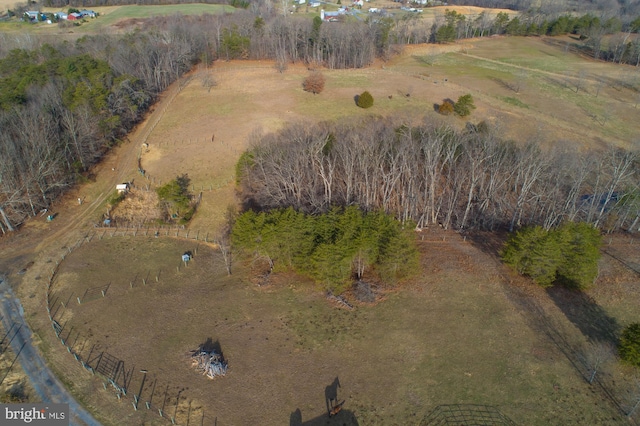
[{"x1": 325, "y1": 376, "x2": 341, "y2": 416}]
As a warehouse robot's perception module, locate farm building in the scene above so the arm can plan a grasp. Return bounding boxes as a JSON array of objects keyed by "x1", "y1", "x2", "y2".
[
  {"x1": 320, "y1": 8, "x2": 347, "y2": 21},
  {"x1": 116, "y1": 183, "x2": 130, "y2": 194},
  {"x1": 24, "y1": 11, "x2": 40, "y2": 21}
]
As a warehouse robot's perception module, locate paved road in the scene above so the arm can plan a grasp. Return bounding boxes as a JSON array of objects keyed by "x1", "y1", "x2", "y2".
[{"x1": 0, "y1": 278, "x2": 101, "y2": 426}]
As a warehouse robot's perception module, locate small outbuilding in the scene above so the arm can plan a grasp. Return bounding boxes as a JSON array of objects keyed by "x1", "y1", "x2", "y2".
[
  {"x1": 116, "y1": 183, "x2": 130, "y2": 194},
  {"x1": 182, "y1": 251, "x2": 193, "y2": 262}
]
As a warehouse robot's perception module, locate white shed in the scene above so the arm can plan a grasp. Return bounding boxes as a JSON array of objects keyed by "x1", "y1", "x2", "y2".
[{"x1": 116, "y1": 183, "x2": 130, "y2": 194}]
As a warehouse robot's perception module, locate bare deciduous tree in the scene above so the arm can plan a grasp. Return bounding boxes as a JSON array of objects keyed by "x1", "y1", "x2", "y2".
[{"x1": 302, "y1": 72, "x2": 326, "y2": 94}]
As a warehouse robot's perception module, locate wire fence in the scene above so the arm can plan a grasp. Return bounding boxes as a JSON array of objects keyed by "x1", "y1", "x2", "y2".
[
  {"x1": 45, "y1": 233, "x2": 216, "y2": 425},
  {"x1": 0, "y1": 317, "x2": 27, "y2": 387}
]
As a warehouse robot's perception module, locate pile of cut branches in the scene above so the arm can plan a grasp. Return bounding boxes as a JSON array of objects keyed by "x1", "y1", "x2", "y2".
[{"x1": 190, "y1": 349, "x2": 228, "y2": 379}]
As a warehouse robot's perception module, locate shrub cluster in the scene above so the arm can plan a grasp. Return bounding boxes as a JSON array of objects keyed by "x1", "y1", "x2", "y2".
[
  {"x1": 438, "y1": 99, "x2": 455, "y2": 115},
  {"x1": 156, "y1": 174, "x2": 194, "y2": 223},
  {"x1": 302, "y1": 72, "x2": 326, "y2": 94},
  {"x1": 438, "y1": 94, "x2": 475, "y2": 117},
  {"x1": 232, "y1": 206, "x2": 419, "y2": 293},
  {"x1": 501, "y1": 222, "x2": 601, "y2": 289},
  {"x1": 454, "y1": 94, "x2": 476, "y2": 117},
  {"x1": 619, "y1": 323, "x2": 640, "y2": 367},
  {"x1": 357, "y1": 91, "x2": 374, "y2": 108}
]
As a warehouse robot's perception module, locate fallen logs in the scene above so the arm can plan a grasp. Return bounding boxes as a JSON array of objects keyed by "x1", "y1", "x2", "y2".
[{"x1": 326, "y1": 291, "x2": 354, "y2": 310}]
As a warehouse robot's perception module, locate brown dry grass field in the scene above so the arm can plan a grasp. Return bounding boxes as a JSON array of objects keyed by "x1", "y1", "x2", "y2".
[
  {"x1": 47, "y1": 231, "x2": 640, "y2": 425},
  {"x1": 2, "y1": 27, "x2": 640, "y2": 426}
]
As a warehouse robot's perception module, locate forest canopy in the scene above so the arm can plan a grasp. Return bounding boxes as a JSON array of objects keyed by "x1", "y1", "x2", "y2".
[
  {"x1": 2, "y1": 5, "x2": 640, "y2": 234},
  {"x1": 231, "y1": 206, "x2": 419, "y2": 293},
  {"x1": 236, "y1": 117, "x2": 640, "y2": 233}
]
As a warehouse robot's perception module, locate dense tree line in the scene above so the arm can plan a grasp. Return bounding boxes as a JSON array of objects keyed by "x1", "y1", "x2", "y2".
[
  {"x1": 431, "y1": 9, "x2": 640, "y2": 65},
  {"x1": 237, "y1": 117, "x2": 640, "y2": 233},
  {"x1": 448, "y1": 0, "x2": 640, "y2": 17},
  {"x1": 39, "y1": 0, "x2": 248, "y2": 9},
  {"x1": 501, "y1": 222, "x2": 601, "y2": 289},
  {"x1": 232, "y1": 206, "x2": 419, "y2": 292},
  {"x1": 2, "y1": 5, "x2": 639, "y2": 233},
  {"x1": 0, "y1": 17, "x2": 209, "y2": 233}
]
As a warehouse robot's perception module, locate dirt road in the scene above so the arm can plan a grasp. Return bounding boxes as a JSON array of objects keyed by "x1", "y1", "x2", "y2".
[{"x1": 0, "y1": 75, "x2": 188, "y2": 426}]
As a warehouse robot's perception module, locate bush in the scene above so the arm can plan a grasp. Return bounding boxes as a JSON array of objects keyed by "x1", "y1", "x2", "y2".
[
  {"x1": 619, "y1": 323, "x2": 640, "y2": 367},
  {"x1": 357, "y1": 91, "x2": 374, "y2": 108},
  {"x1": 157, "y1": 174, "x2": 193, "y2": 222},
  {"x1": 501, "y1": 222, "x2": 601, "y2": 289},
  {"x1": 302, "y1": 72, "x2": 325, "y2": 94},
  {"x1": 438, "y1": 99, "x2": 455, "y2": 115},
  {"x1": 107, "y1": 190, "x2": 125, "y2": 208},
  {"x1": 454, "y1": 94, "x2": 476, "y2": 117}
]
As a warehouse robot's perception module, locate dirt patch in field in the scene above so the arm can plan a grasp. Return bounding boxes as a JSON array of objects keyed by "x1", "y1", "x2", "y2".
[{"x1": 110, "y1": 17, "x2": 145, "y2": 30}]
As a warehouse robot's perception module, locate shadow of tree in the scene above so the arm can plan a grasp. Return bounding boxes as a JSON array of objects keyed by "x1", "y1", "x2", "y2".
[
  {"x1": 290, "y1": 407, "x2": 359, "y2": 426},
  {"x1": 546, "y1": 286, "x2": 620, "y2": 345},
  {"x1": 489, "y1": 76, "x2": 518, "y2": 93},
  {"x1": 466, "y1": 231, "x2": 628, "y2": 420}
]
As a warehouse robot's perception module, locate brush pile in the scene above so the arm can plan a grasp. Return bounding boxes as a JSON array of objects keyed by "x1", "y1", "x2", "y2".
[{"x1": 190, "y1": 349, "x2": 228, "y2": 379}]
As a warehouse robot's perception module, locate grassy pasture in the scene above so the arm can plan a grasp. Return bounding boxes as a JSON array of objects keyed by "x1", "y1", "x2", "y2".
[
  {"x1": 3, "y1": 21, "x2": 640, "y2": 424},
  {"x1": 408, "y1": 37, "x2": 640, "y2": 147},
  {"x1": 138, "y1": 37, "x2": 640, "y2": 235},
  {"x1": 75, "y1": 4, "x2": 234, "y2": 32},
  {"x1": 0, "y1": 4, "x2": 233, "y2": 33},
  {"x1": 49, "y1": 232, "x2": 639, "y2": 425}
]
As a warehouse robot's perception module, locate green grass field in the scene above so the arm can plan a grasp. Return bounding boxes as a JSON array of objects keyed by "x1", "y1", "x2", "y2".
[
  {"x1": 0, "y1": 4, "x2": 234, "y2": 33},
  {"x1": 78, "y1": 4, "x2": 235, "y2": 32}
]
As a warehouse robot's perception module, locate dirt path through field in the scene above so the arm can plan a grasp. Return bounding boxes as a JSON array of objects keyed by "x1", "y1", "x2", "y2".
[{"x1": 456, "y1": 51, "x2": 605, "y2": 83}]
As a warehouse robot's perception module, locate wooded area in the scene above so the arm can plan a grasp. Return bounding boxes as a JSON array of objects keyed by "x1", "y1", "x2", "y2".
[
  {"x1": 232, "y1": 206, "x2": 419, "y2": 292},
  {"x1": 237, "y1": 118, "x2": 640, "y2": 233},
  {"x1": 2, "y1": 3, "x2": 640, "y2": 233}
]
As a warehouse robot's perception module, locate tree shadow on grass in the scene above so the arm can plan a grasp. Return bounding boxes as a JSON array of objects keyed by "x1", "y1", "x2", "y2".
[
  {"x1": 545, "y1": 286, "x2": 620, "y2": 345},
  {"x1": 498, "y1": 279, "x2": 628, "y2": 419},
  {"x1": 289, "y1": 407, "x2": 359, "y2": 426},
  {"x1": 466, "y1": 231, "x2": 627, "y2": 419}
]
